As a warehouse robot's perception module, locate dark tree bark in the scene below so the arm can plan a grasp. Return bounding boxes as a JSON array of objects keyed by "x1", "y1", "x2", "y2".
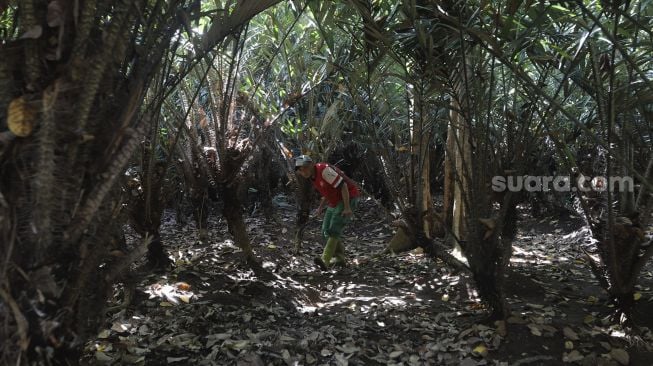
[
  {"x1": 252, "y1": 145, "x2": 276, "y2": 219},
  {"x1": 219, "y1": 147, "x2": 255, "y2": 261},
  {"x1": 294, "y1": 175, "x2": 314, "y2": 253},
  {"x1": 0, "y1": 1, "x2": 282, "y2": 364}
]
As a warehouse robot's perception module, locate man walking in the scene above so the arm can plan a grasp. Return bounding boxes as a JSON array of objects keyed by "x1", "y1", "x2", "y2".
[{"x1": 295, "y1": 155, "x2": 360, "y2": 270}]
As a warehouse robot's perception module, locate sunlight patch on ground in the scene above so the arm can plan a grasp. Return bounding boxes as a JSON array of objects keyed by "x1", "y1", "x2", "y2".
[
  {"x1": 226, "y1": 270, "x2": 256, "y2": 282},
  {"x1": 143, "y1": 281, "x2": 195, "y2": 305},
  {"x1": 511, "y1": 257, "x2": 553, "y2": 264},
  {"x1": 511, "y1": 245, "x2": 560, "y2": 264},
  {"x1": 210, "y1": 239, "x2": 238, "y2": 250},
  {"x1": 315, "y1": 295, "x2": 410, "y2": 311},
  {"x1": 295, "y1": 304, "x2": 318, "y2": 313},
  {"x1": 433, "y1": 274, "x2": 460, "y2": 287},
  {"x1": 465, "y1": 282, "x2": 481, "y2": 302},
  {"x1": 266, "y1": 273, "x2": 312, "y2": 292},
  {"x1": 562, "y1": 226, "x2": 592, "y2": 241},
  {"x1": 262, "y1": 260, "x2": 276, "y2": 270}
]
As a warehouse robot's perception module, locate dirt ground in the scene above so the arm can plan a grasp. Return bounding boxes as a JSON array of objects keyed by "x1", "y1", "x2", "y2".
[{"x1": 84, "y1": 196, "x2": 653, "y2": 365}]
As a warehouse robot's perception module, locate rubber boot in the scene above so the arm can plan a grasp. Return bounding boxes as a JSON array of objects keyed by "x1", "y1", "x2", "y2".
[
  {"x1": 322, "y1": 236, "x2": 339, "y2": 264},
  {"x1": 315, "y1": 236, "x2": 339, "y2": 270},
  {"x1": 333, "y1": 239, "x2": 346, "y2": 266}
]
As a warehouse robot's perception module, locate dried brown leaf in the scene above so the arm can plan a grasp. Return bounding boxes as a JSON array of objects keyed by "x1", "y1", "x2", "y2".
[{"x1": 7, "y1": 97, "x2": 36, "y2": 137}]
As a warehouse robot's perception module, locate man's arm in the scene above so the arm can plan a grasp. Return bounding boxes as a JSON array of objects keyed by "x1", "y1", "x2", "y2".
[
  {"x1": 340, "y1": 182, "x2": 352, "y2": 217},
  {"x1": 315, "y1": 196, "x2": 326, "y2": 216}
]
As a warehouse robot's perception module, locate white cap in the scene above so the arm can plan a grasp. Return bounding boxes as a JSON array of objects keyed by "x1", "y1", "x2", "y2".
[{"x1": 294, "y1": 155, "x2": 313, "y2": 169}]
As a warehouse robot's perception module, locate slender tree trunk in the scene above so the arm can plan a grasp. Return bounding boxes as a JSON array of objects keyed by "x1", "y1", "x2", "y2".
[
  {"x1": 451, "y1": 96, "x2": 470, "y2": 244},
  {"x1": 443, "y1": 120, "x2": 456, "y2": 228},
  {"x1": 635, "y1": 154, "x2": 653, "y2": 209},
  {"x1": 420, "y1": 146, "x2": 433, "y2": 237},
  {"x1": 222, "y1": 182, "x2": 255, "y2": 261},
  {"x1": 191, "y1": 188, "x2": 210, "y2": 242},
  {"x1": 411, "y1": 87, "x2": 433, "y2": 238},
  {"x1": 219, "y1": 148, "x2": 255, "y2": 261},
  {"x1": 294, "y1": 176, "x2": 314, "y2": 252},
  {"x1": 255, "y1": 146, "x2": 275, "y2": 220}
]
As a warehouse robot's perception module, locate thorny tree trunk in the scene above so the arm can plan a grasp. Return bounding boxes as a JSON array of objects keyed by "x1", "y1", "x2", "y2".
[
  {"x1": 126, "y1": 137, "x2": 173, "y2": 268},
  {"x1": 180, "y1": 84, "x2": 215, "y2": 242},
  {"x1": 188, "y1": 146, "x2": 212, "y2": 243},
  {"x1": 172, "y1": 128, "x2": 213, "y2": 243},
  {"x1": 191, "y1": 187, "x2": 211, "y2": 242},
  {"x1": 126, "y1": 170, "x2": 169, "y2": 268},
  {"x1": 450, "y1": 124, "x2": 514, "y2": 320},
  {"x1": 579, "y1": 40, "x2": 653, "y2": 321},
  {"x1": 447, "y1": 55, "x2": 519, "y2": 320},
  {"x1": 251, "y1": 144, "x2": 277, "y2": 219},
  {"x1": 0, "y1": 1, "x2": 283, "y2": 364},
  {"x1": 220, "y1": 148, "x2": 255, "y2": 261},
  {"x1": 0, "y1": 0, "x2": 156, "y2": 358},
  {"x1": 460, "y1": 167, "x2": 517, "y2": 321},
  {"x1": 465, "y1": 192, "x2": 518, "y2": 320},
  {"x1": 583, "y1": 148, "x2": 652, "y2": 322},
  {"x1": 222, "y1": 182, "x2": 255, "y2": 259},
  {"x1": 261, "y1": 149, "x2": 279, "y2": 218}
]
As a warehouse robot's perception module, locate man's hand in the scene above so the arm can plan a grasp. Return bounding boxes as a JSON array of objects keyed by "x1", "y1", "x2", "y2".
[
  {"x1": 341, "y1": 207, "x2": 353, "y2": 217},
  {"x1": 313, "y1": 197, "x2": 326, "y2": 217}
]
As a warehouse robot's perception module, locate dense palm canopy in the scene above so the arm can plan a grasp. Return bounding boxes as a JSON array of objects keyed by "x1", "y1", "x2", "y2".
[{"x1": 1, "y1": 0, "x2": 652, "y2": 364}]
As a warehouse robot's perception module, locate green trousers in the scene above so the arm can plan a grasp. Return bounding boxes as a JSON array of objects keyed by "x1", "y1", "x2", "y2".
[{"x1": 321, "y1": 199, "x2": 358, "y2": 265}]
